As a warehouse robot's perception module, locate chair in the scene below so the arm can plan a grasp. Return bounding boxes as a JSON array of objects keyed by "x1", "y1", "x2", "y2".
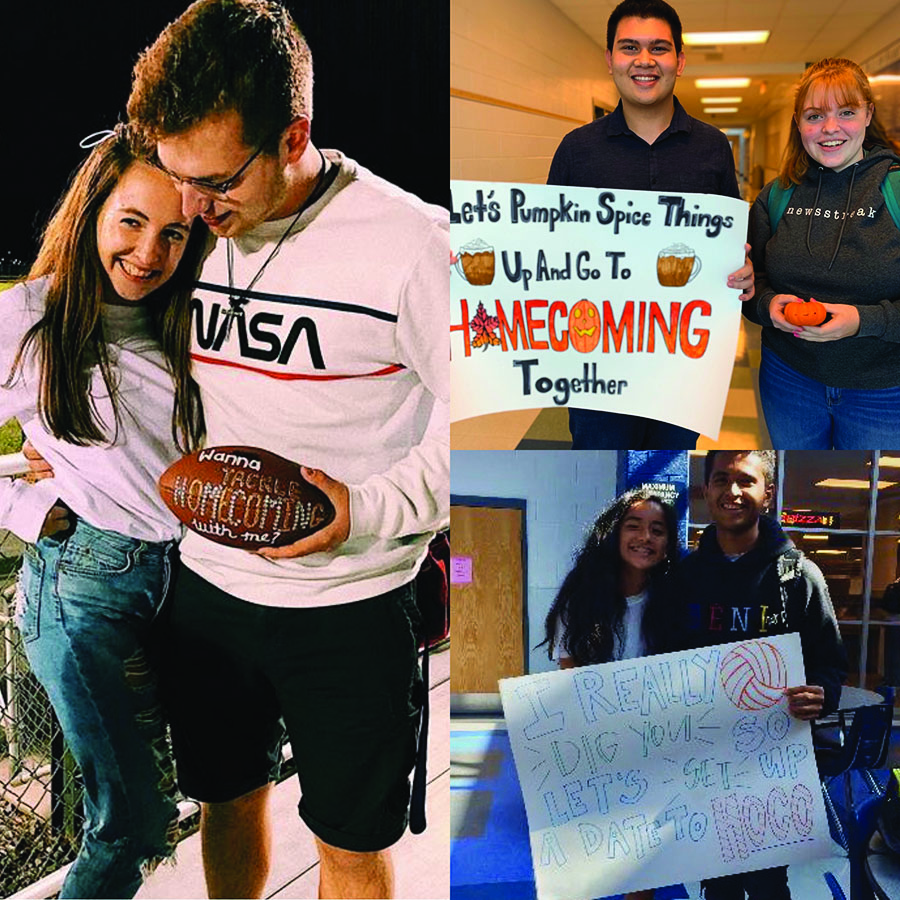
[
  {"x1": 865, "y1": 771, "x2": 900, "y2": 900},
  {"x1": 816, "y1": 686, "x2": 894, "y2": 781},
  {"x1": 812, "y1": 686, "x2": 895, "y2": 900}
]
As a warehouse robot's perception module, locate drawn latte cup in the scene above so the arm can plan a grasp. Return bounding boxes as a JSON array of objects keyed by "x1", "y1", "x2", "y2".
[
  {"x1": 454, "y1": 238, "x2": 495, "y2": 285},
  {"x1": 657, "y1": 243, "x2": 701, "y2": 286}
]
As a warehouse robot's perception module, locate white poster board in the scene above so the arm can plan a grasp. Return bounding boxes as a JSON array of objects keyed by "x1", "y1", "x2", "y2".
[
  {"x1": 450, "y1": 182, "x2": 749, "y2": 439},
  {"x1": 498, "y1": 633, "x2": 833, "y2": 899}
]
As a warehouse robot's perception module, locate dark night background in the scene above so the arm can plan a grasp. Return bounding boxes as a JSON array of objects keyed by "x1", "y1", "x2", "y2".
[{"x1": 2, "y1": 1, "x2": 448, "y2": 273}]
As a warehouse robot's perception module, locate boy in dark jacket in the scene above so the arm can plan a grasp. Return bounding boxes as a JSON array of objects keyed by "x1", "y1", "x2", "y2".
[
  {"x1": 681, "y1": 450, "x2": 847, "y2": 900},
  {"x1": 547, "y1": 0, "x2": 754, "y2": 450}
]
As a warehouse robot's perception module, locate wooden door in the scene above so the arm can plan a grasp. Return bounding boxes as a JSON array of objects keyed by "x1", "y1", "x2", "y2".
[{"x1": 450, "y1": 503, "x2": 525, "y2": 693}]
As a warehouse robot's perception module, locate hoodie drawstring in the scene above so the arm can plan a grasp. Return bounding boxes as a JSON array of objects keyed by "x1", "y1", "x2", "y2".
[
  {"x1": 805, "y1": 167, "x2": 824, "y2": 256},
  {"x1": 828, "y1": 163, "x2": 857, "y2": 271},
  {"x1": 806, "y1": 163, "x2": 860, "y2": 270}
]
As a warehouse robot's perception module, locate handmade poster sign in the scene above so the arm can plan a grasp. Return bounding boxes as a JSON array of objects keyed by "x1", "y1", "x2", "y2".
[
  {"x1": 450, "y1": 182, "x2": 749, "y2": 438},
  {"x1": 498, "y1": 633, "x2": 832, "y2": 899}
]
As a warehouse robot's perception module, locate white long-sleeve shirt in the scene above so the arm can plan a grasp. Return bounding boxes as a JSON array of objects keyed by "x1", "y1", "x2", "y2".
[
  {"x1": 0, "y1": 278, "x2": 183, "y2": 543},
  {"x1": 181, "y1": 151, "x2": 450, "y2": 607}
]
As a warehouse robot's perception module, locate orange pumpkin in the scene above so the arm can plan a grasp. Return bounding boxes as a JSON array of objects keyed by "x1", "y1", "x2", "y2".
[
  {"x1": 568, "y1": 299, "x2": 600, "y2": 353},
  {"x1": 784, "y1": 298, "x2": 827, "y2": 327}
]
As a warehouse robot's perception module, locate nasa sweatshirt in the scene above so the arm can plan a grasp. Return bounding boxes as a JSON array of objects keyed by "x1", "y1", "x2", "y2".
[
  {"x1": 181, "y1": 151, "x2": 450, "y2": 608},
  {"x1": 678, "y1": 516, "x2": 847, "y2": 716},
  {"x1": 745, "y1": 145, "x2": 900, "y2": 388}
]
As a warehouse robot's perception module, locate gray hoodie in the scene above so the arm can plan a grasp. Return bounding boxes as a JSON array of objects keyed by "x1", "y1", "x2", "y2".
[{"x1": 746, "y1": 145, "x2": 900, "y2": 388}]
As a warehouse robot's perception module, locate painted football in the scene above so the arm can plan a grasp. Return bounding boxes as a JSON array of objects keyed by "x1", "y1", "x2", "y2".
[{"x1": 158, "y1": 446, "x2": 335, "y2": 549}]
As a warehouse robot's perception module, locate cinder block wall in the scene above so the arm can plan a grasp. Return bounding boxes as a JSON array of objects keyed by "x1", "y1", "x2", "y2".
[
  {"x1": 451, "y1": 0, "x2": 616, "y2": 183},
  {"x1": 451, "y1": 450, "x2": 618, "y2": 674}
]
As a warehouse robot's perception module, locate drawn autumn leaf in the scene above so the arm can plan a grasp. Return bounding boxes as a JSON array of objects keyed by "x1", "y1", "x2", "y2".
[
  {"x1": 470, "y1": 301, "x2": 500, "y2": 351},
  {"x1": 472, "y1": 331, "x2": 501, "y2": 349}
]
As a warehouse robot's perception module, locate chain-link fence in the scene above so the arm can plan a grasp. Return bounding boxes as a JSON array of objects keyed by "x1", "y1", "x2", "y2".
[
  {"x1": 0, "y1": 447, "x2": 426, "y2": 897},
  {"x1": 0, "y1": 511, "x2": 287, "y2": 899},
  {"x1": 0, "y1": 529, "x2": 83, "y2": 899}
]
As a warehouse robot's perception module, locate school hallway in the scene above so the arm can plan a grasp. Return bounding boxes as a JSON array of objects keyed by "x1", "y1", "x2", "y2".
[
  {"x1": 450, "y1": 452, "x2": 900, "y2": 900},
  {"x1": 451, "y1": 0, "x2": 900, "y2": 451}
]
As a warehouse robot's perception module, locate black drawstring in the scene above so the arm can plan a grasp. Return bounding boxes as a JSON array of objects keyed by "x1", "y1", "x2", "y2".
[
  {"x1": 805, "y1": 167, "x2": 824, "y2": 255},
  {"x1": 409, "y1": 642, "x2": 429, "y2": 834},
  {"x1": 829, "y1": 163, "x2": 858, "y2": 271},
  {"x1": 806, "y1": 163, "x2": 860, "y2": 270}
]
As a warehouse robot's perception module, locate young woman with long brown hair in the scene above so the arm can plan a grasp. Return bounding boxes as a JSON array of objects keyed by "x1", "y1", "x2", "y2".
[
  {"x1": 1, "y1": 124, "x2": 207, "y2": 898},
  {"x1": 745, "y1": 57, "x2": 900, "y2": 448}
]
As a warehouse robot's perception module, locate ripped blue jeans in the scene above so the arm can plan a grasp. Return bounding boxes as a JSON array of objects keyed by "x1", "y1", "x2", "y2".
[{"x1": 16, "y1": 518, "x2": 179, "y2": 899}]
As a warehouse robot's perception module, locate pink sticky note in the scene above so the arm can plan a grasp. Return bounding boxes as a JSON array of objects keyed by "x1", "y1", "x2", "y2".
[{"x1": 451, "y1": 556, "x2": 473, "y2": 584}]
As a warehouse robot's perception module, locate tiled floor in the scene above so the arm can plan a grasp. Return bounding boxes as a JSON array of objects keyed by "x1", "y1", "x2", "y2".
[
  {"x1": 451, "y1": 717, "x2": 854, "y2": 900},
  {"x1": 137, "y1": 647, "x2": 450, "y2": 900},
  {"x1": 451, "y1": 319, "x2": 770, "y2": 450}
]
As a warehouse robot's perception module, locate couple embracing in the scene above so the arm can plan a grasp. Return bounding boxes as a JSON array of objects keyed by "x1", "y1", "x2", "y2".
[
  {"x1": 2, "y1": 2, "x2": 448, "y2": 898},
  {"x1": 544, "y1": 451, "x2": 847, "y2": 900}
]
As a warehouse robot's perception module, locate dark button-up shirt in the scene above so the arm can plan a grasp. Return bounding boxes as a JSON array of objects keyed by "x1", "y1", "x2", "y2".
[{"x1": 547, "y1": 97, "x2": 740, "y2": 198}]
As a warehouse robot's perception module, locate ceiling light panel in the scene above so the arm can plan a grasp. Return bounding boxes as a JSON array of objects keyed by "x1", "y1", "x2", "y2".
[{"x1": 684, "y1": 31, "x2": 770, "y2": 46}]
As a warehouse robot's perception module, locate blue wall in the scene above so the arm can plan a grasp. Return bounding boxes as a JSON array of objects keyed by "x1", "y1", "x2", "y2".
[
  {"x1": 451, "y1": 450, "x2": 617, "y2": 674},
  {"x1": 619, "y1": 451, "x2": 690, "y2": 548}
]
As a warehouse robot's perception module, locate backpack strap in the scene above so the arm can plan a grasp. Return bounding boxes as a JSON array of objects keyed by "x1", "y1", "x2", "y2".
[
  {"x1": 882, "y1": 165, "x2": 900, "y2": 229},
  {"x1": 775, "y1": 548, "x2": 805, "y2": 631},
  {"x1": 767, "y1": 180, "x2": 795, "y2": 231}
]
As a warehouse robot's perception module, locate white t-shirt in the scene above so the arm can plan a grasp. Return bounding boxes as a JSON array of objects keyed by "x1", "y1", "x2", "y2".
[{"x1": 552, "y1": 590, "x2": 649, "y2": 663}]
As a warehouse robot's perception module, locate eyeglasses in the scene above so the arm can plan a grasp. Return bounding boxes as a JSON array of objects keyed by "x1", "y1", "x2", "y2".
[{"x1": 158, "y1": 129, "x2": 280, "y2": 198}]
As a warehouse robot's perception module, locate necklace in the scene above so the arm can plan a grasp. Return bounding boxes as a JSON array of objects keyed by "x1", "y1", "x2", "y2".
[{"x1": 224, "y1": 149, "x2": 328, "y2": 335}]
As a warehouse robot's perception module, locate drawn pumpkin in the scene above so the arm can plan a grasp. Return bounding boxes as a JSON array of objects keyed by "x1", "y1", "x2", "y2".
[
  {"x1": 568, "y1": 299, "x2": 600, "y2": 353},
  {"x1": 784, "y1": 298, "x2": 826, "y2": 327}
]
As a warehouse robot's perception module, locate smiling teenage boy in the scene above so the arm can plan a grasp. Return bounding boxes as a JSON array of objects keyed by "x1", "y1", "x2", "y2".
[
  {"x1": 125, "y1": 1, "x2": 448, "y2": 898},
  {"x1": 679, "y1": 450, "x2": 846, "y2": 900},
  {"x1": 547, "y1": 0, "x2": 753, "y2": 449}
]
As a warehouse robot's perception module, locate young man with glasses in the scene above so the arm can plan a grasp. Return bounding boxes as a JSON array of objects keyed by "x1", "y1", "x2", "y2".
[
  {"x1": 126, "y1": 1, "x2": 448, "y2": 897},
  {"x1": 155, "y1": 127, "x2": 278, "y2": 199},
  {"x1": 547, "y1": 0, "x2": 754, "y2": 449}
]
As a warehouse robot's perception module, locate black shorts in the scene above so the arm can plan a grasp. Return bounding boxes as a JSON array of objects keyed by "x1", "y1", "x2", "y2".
[{"x1": 156, "y1": 563, "x2": 424, "y2": 852}]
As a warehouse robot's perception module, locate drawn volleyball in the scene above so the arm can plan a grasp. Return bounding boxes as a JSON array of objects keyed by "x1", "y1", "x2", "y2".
[{"x1": 720, "y1": 640, "x2": 788, "y2": 710}]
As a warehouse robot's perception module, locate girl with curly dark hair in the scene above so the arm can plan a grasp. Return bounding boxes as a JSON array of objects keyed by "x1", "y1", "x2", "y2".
[
  {"x1": 542, "y1": 487, "x2": 681, "y2": 669},
  {"x1": 540, "y1": 487, "x2": 681, "y2": 900}
]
